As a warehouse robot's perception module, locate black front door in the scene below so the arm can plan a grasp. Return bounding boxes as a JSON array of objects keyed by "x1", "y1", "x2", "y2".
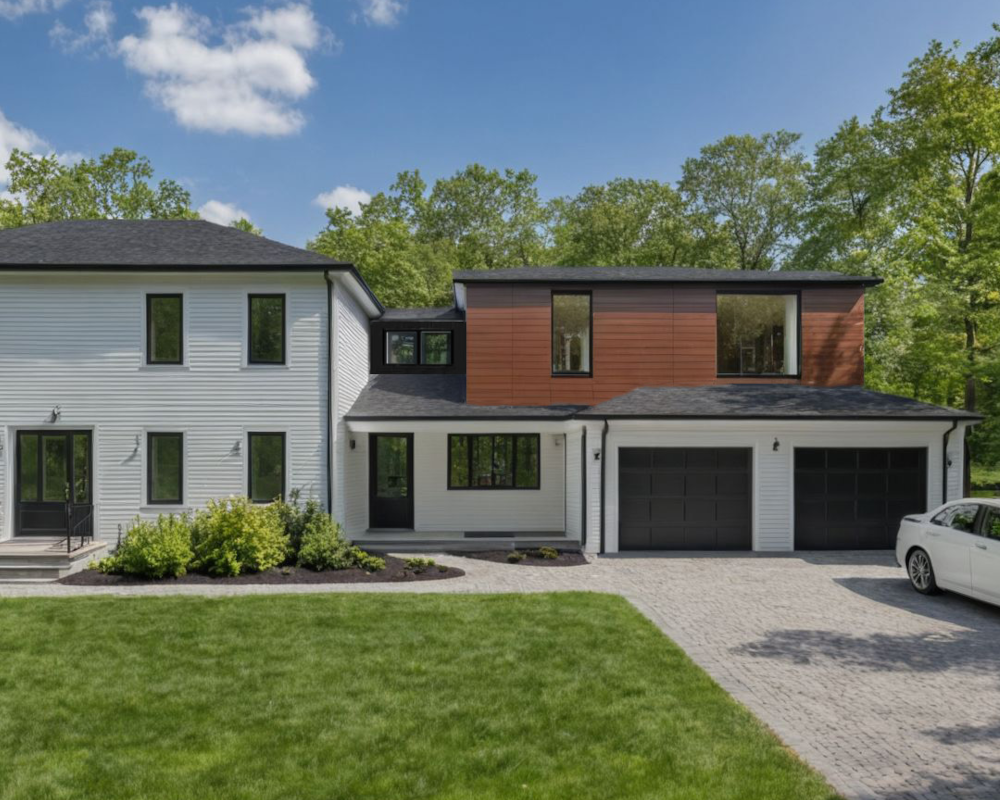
[
  {"x1": 369, "y1": 433, "x2": 414, "y2": 529},
  {"x1": 15, "y1": 431, "x2": 93, "y2": 536}
]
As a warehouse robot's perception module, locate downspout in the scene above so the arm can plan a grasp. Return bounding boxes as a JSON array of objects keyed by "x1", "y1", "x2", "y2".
[
  {"x1": 599, "y1": 419, "x2": 609, "y2": 554},
  {"x1": 942, "y1": 419, "x2": 958, "y2": 505},
  {"x1": 324, "y1": 271, "x2": 335, "y2": 515},
  {"x1": 580, "y1": 427, "x2": 587, "y2": 550}
]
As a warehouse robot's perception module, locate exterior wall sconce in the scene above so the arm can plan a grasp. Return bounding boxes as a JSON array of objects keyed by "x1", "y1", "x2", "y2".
[
  {"x1": 593, "y1": 449, "x2": 602, "y2": 462},
  {"x1": 350, "y1": 439, "x2": 356, "y2": 450},
  {"x1": 773, "y1": 438, "x2": 780, "y2": 452},
  {"x1": 49, "y1": 405, "x2": 62, "y2": 423},
  {"x1": 234, "y1": 440, "x2": 242, "y2": 455}
]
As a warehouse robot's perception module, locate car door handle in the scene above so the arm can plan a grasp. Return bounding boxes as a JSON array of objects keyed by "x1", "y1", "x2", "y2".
[
  {"x1": 976, "y1": 543, "x2": 988, "y2": 550},
  {"x1": 927, "y1": 532, "x2": 941, "y2": 538}
]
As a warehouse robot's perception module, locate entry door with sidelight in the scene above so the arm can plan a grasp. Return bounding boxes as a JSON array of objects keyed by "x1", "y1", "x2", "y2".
[
  {"x1": 15, "y1": 431, "x2": 92, "y2": 536},
  {"x1": 369, "y1": 433, "x2": 414, "y2": 529}
]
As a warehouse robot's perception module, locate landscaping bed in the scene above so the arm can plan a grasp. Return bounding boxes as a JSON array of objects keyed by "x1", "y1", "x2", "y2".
[
  {"x1": 0, "y1": 593, "x2": 839, "y2": 800},
  {"x1": 61, "y1": 555, "x2": 463, "y2": 585},
  {"x1": 452, "y1": 548, "x2": 588, "y2": 567}
]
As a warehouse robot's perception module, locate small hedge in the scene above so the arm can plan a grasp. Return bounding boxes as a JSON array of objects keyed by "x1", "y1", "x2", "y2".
[
  {"x1": 98, "y1": 514, "x2": 193, "y2": 579},
  {"x1": 191, "y1": 497, "x2": 289, "y2": 577},
  {"x1": 97, "y1": 495, "x2": 382, "y2": 579}
]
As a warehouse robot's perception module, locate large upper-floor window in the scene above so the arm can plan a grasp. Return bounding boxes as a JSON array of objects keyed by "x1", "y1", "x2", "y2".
[
  {"x1": 248, "y1": 432, "x2": 285, "y2": 502},
  {"x1": 448, "y1": 434, "x2": 540, "y2": 489},
  {"x1": 148, "y1": 432, "x2": 183, "y2": 504},
  {"x1": 248, "y1": 294, "x2": 286, "y2": 364},
  {"x1": 552, "y1": 292, "x2": 591, "y2": 375},
  {"x1": 717, "y1": 292, "x2": 799, "y2": 376},
  {"x1": 147, "y1": 294, "x2": 183, "y2": 365}
]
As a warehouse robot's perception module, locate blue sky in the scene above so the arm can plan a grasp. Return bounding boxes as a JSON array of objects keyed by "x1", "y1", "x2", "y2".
[{"x1": 1, "y1": 0, "x2": 999, "y2": 247}]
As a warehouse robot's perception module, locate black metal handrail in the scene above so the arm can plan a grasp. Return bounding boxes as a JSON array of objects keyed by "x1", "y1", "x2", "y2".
[{"x1": 65, "y1": 503, "x2": 94, "y2": 554}]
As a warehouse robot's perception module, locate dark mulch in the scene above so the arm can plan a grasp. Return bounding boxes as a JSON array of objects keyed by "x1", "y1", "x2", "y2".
[
  {"x1": 59, "y1": 556, "x2": 464, "y2": 586},
  {"x1": 449, "y1": 549, "x2": 588, "y2": 567}
]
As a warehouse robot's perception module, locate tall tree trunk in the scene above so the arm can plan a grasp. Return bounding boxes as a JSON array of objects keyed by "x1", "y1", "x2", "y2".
[{"x1": 965, "y1": 316, "x2": 977, "y2": 411}]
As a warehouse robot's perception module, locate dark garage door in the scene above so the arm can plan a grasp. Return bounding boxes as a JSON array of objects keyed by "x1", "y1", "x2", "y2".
[
  {"x1": 619, "y1": 448, "x2": 752, "y2": 550},
  {"x1": 794, "y1": 448, "x2": 927, "y2": 550}
]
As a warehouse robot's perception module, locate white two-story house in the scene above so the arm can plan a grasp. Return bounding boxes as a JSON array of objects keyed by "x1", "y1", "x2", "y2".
[{"x1": 0, "y1": 220, "x2": 381, "y2": 561}]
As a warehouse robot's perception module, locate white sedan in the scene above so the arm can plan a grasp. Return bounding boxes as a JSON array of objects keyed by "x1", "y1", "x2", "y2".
[{"x1": 896, "y1": 499, "x2": 1000, "y2": 608}]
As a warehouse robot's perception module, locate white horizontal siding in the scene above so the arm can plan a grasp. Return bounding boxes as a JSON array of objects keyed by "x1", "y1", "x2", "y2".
[
  {"x1": 564, "y1": 430, "x2": 583, "y2": 541},
  {"x1": 0, "y1": 272, "x2": 329, "y2": 542},
  {"x1": 413, "y1": 431, "x2": 565, "y2": 532},
  {"x1": 333, "y1": 281, "x2": 371, "y2": 534}
]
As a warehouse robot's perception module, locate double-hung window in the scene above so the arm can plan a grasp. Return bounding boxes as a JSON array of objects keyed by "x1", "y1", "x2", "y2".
[
  {"x1": 148, "y1": 432, "x2": 183, "y2": 504},
  {"x1": 146, "y1": 294, "x2": 183, "y2": 365},
  {"x1": 716, "y1": 292, "x2": 799, "y2": 376},
  {"x1": 448, "y1": 434, "x2": 540, "y2": 489},
  {"x1": 248, "y1": 294, "x2": 286, "y2": 364},
  {"x1": 248, "y1": 432, "x2": 286, "y2": 503},
  {"x1": 552, "y1": 292, "x2": 591, "y2": 375}
]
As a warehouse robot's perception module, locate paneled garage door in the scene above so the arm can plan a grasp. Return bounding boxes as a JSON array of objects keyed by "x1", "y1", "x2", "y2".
[
  {"x1": 618, "y1": 448, "x2": 752, "y2": 550},
  {"x1": 794, "y1": 448, "x2": 927, "y2": 550}
]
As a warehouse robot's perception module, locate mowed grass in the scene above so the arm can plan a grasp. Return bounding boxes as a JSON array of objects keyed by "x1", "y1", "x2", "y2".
[{"x1": 0, "y1": 593, "x2": 839, "y2": 800}]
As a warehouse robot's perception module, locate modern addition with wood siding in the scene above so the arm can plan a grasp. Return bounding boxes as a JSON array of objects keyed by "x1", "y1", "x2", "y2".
[{"x1": 0, "y1": 220, "x2": 981, "y2": 561}]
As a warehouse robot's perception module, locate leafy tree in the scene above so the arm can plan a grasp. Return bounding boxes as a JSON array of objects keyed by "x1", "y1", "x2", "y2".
[
  {"x1": 680, "y1": 131, "x2": 810, "y2": 270},
  {"x1": 548, "y1": 178, "x2": 734, "y2": 267},
  {"x1": 230, "y1": 218, "x2": 262, "y2": 236},
  {"x1": 0, "y1": 147, "x2": 196, "y2": 227}
]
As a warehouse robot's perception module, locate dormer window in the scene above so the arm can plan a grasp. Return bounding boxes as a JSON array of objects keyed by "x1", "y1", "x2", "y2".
[
  {"x1": 386, "y1": 331, "x2": 417, "y2": 364},
  {"x1": 717, "y1": 292, "x2": 799, "y2": 377},
  {"x1": 385, "y1": 330, "x2": 452, "y2": 366}
]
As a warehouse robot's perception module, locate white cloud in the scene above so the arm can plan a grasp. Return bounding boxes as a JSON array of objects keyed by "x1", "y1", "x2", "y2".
[
  {"x1": 198, "y1": 199, "x2": 251, "y2": 226},
  {"x1": 50, "y1": 0, "x2": 116, "y2": 53},
  {"x1": 0, "y1": 0, "x2": 68, "y2": 21},
  {"x1": 314, "y1": 184, "x2": 371, "y2": 216},
  {"x1": 359, "y1": 0, "x2": 405, "y2": 26},
  {"x1": 118, "y1": 3, "x2": 328, "y2": 136},
  {"x1": 0, "y1": 108, "x2": 49, "y2": 188}
]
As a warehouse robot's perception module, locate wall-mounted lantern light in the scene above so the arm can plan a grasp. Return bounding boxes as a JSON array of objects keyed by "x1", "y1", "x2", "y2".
[
  {"x1": 49, "y1": 405, "x2": 62, "y2": 424},
  {"x1": 350, "y1": 439, "x2": 356, "y2": 450},
  {"x1": 773, "y1": 438, "x2": 780, "y2": 452},
  {"x1": 593, "y1": 449, "x2": 602, "y2": 462}
]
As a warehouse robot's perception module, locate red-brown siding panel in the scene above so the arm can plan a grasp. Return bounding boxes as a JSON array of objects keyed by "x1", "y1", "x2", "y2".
[{"x1": 464, "y1": 282, "x2": 867, "y2": 406}]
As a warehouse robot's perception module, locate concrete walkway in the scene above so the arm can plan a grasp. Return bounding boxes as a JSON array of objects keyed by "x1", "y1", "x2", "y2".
[{"x1": 3, "y1": 551, "x2": 999, "y2": 800}]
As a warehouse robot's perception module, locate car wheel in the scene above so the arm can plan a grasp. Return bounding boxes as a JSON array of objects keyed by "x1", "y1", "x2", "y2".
[{"x1": 907, "y1": 548, "x2": 940, "y2": 595}]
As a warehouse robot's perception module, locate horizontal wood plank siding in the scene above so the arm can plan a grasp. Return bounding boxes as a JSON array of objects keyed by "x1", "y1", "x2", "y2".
[{"x1": 466, "y1": 282, "x2": 866, "y2": 406}]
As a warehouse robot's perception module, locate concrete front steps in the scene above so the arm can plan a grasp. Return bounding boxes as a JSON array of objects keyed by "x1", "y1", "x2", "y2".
[
  {"x1": 353, "y1": 531, "x2": 581, "y2": 554},
  {"x1": 0, "y1": 538, "x2": 107, "y2": 582}
]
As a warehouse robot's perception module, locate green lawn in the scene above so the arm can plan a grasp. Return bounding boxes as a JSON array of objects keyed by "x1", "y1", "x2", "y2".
[{"x1": 0, "y1": 593, "x2": 838, "y2": 800}]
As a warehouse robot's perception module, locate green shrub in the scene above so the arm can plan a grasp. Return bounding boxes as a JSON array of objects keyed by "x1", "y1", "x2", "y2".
[
  {"x1": 191, "y1": 497, "x2": 289, "y2": 576},
  {"x1": 538, "y1": 546, "x2": 559, "y2": 560},
  {"x1": 404, "y1": 556, "x2": 435, "y2": 573},
  {"x1": 507, "y1": 551, "x2": 526, "y2": 563},
  {"x1": 351, "y1": 547, "x2": 386, "y2": 572},
  {"x1": 272, "y1": 491, "x2": 327, "y2": 558},
  {"x1": 297, "y1": 515, "x2": 353, "y2": 570},
  {"x1": 99, "y1": 514, "x2": 193, "y2": 579}
]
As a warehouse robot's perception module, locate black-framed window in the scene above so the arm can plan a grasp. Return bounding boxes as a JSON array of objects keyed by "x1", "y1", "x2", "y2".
[
  {"x1": 420, "y1": 331, "x2": 452, "y2": 365},
  {"x1": 716, "y1": 292, "x2": 799, "y2": 377},
  {"x1": 147, "y1": 294, "x2": 183, "y2": 365},
  {"x1": 248, "y1": 432, "x2": 285, "y2": 503},
  {"x1": 386, "y1": 331, "x2": 417, "y2": 364},
  {"x1": 552, "y1": 292, "x2": 592, "y2": 375},
  {"x1": 148, "y1": 432, "x2": 183, "y2": 504},
  {"x1": 248, "y1": 294, "x2": 286, "y2": 364},
  {"x1": 448, "y1": 434, "x2": 540, "y2": 489}
]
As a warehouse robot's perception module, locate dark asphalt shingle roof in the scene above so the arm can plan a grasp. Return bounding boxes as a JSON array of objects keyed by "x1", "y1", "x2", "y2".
[
  {"x1": 578, "y1": 384, "x2": 981, "y2": 420},
  {"x1": 380, "y1": 307, "x2": 464, "y2": 321},
  {"x1": 0, "y1": 219, "x2": 348, "y2": 267},
  {"x1": 453, "y1": 266, "x2": 881, "y2": 286},
  {"x1": 345, "y1": 374, "x2": 582, "y2": 419},
  {"x1": 347, "y1": 378, "x2": 978, "y2": 421}
]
